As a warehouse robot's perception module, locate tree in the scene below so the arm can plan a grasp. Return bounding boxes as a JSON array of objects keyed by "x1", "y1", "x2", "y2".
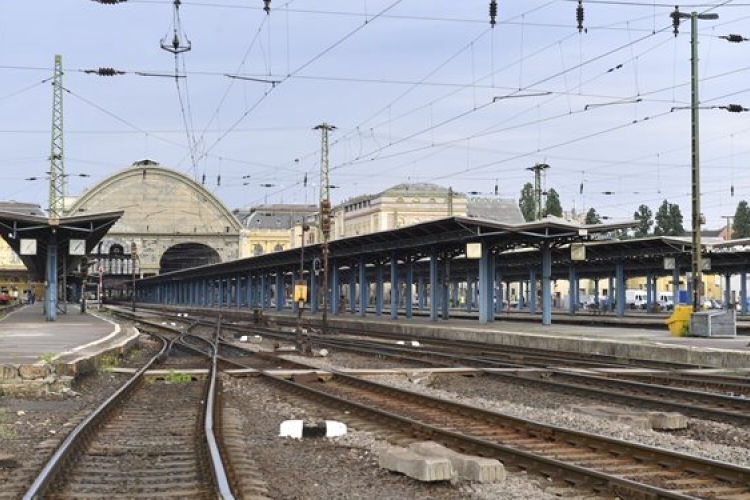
[
  {"x1": 654, "y1": 199, "x2": 684, "y2": 236},
  {"x1": 544, "y1": 188, "x2": 563, "y2": 217},
  {"x1": 633, "y1": 204, "x2": 653, "y2": 237},
  {"x1": 668, "y1": 203, "x2": 685, "y2": 236},
  {"x1": 584, "y1": 208, "x2": 601, "y2": 224},
  {"x1": 519, "y1": 182, "x2": 536, "y2": 221},
  {"x1": 733, "y1": 200, "x2": 750, "y2": 238}
]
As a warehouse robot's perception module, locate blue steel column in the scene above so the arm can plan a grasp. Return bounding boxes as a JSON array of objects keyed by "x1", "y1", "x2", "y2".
[
  {"x1": 568, "y1": 266, "x2": 576, "y2": 314},
  {"x1": 529, "y1": 270, "x2": 537, "y2": 315},
  {"x1": 615, "y1": 261, "x2": 625, "y2": 317},
  {"x1": 478, "y1": 246, "x2": 495, "y2": 324},
  {"x1": 465, "y1": 271, "x2": 472, "y2": 312},
  {"x1": 310, "y1": 268, "x2": 318, "y2": 314},
  {"x1": 405, "y1": 261, "x2": 414, "y2": 318},
  {"x1": 349, "y1": 269, "x2": 356, "y2": 314},
  {"x1": 741, "y1": 268, "x2": 748, "y2": 316},
  {"x1": 217, "y1": 279, "x2": 224, "y2": 309},
  {"x1": 45, "y1": 236, "x2": 58, "y2": 321},
  {"x1": 441, "y1": 260, "x2": 450, "y2": 320},
  {"x1": 236, "y1": 274, "x2": 242, "y2": 308},
  {"x1": 541, "y1": 243, "x2": 552, "y2": 325},
  {"x1": 260, "y1": 274, "x2": 267, "y2": 310},
  {"x1": 495, "y1": 268, "x2": 502, "y2": 314},
  {"x1": 429, "y1": 248, "x2": 439, "y2": 321},
  {"x1": 251, "y1": 272, "x2": 254, "y2": 309},
  {"x1": 390, "y1": 252, "x2": 398, "y2": 319},
  {"x1": 608, "y1": 275, "x2": 614, "y2": 311},
  {"x1": 452, "y1": 282, "x2": 459, "y2": 310},
  {"x1": 673, "y1": 265, "x2": 681, "y2": 304},
  {"x1": 646, "y1": 271, "x2": 653, "y2": 311},
  {"x1": 331, "y1": 261, "x2": 340, "y2": 316},
  {"x1": 518, "y1": 280, "x2": 524, "y2": 309},
  {"x1": 358, "y1": 255, "x2": 367, "y2": 317},
  {"x1": 375, "y1": 263, "x2": 384, "y2": 316},
  {"x1": 276, "y1": 270, "x2": 284, "y2": 312}
]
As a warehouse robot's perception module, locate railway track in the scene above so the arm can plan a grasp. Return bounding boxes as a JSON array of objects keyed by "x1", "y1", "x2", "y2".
[
  {"x1": 22, "y1": 331, "x2": 236, "y2": 499},
  {"x1": 236, "y1": 371, "x2": 750, "y2": 499},
  {"x1": 111, "y1": 308, "x2": 750, "y2": 498},
  {"x1": 131, "y1": 309, "x2": 750, "y2": 426}
]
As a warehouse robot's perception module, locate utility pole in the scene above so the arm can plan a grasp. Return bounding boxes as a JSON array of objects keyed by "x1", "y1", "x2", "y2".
[
  {"x1": 526, "y1": 163, "x2": 550, "y2": 220},
  {"x1": 673, "y1": 8, "x2": 718, "y2": 311},
  {"x1": 49, "y1": 54, "x2": 66, "y2": 221},
  {"x1": 722, "y1": 215, "x2": 734, "y2": 240},
  {"x1": 314, "y1": 122, "x2": 335, "y2": 334}
]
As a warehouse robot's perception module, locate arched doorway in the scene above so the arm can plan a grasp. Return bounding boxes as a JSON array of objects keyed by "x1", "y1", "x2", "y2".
[{"x1": 160, "y1": 243, "x2": 221, "y2": 274}]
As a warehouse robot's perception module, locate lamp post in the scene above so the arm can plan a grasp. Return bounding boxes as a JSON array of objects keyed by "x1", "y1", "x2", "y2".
[
  {"x1": 131, "y1": 242, "x2": 138, "y2": 312},
  {"x1": 297, "y1": 223, "x2": 310, "y2": 318},
  {"x1": 671, "y1": 9, "x2": 716, "y2": 311},
  {"x1": 686, "y1": 11, "x2": 716, "y2": 311},
  {"x1": 295, "y1": 223, "x2": 311, "y2": 354},
  {"x1": 671, "y1": 9, "x2": 747, "y2": 311}
]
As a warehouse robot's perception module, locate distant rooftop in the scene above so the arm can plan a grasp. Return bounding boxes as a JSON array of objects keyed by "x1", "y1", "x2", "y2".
[
  {"x1": 0, "y1": 201, "x2": 45, "y2": 217},
  {"x1": 235, "y1": 204, "x2": 318, "y2": 230},
  {"x1": 466, "y1": 197, "x2": 524, "y2": 224}
]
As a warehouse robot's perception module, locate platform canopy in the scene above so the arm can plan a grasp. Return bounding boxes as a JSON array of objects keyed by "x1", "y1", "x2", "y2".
[
  {"x1": 138, "y1": 215, "x2": 637, "y2": 284},
  {"x1": 0, "y1": 210, "x2": 124, "y2": 279}
]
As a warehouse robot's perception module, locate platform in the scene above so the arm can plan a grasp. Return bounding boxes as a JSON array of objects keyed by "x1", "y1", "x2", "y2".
[{"x1": 0, "y1": 303, "x2": 139, "y2": 391}]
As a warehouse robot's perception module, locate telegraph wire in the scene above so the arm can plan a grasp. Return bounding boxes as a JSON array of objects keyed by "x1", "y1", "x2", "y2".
[{"x1": 195, "y1": 0, "x2": 404, "y2": 164}]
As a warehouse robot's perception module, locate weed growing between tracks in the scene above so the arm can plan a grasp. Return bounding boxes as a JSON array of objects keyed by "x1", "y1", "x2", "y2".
[
  {"x1": 163, "y1": 371, "x2": 193, "y2": 384},
  {"x1": 0, "y1": 409, "x2": 16, "y2": 439}
]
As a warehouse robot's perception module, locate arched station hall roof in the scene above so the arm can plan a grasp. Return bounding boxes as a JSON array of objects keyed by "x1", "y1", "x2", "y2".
[{"x1": 67, "y1": 160, "x2": 242, "y2": 235}]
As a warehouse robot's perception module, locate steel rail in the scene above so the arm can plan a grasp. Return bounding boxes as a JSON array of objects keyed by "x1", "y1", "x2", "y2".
[
  {"x1": 259, "y1": 371, "x2": 750, "y2": 499},
  {"x1": 205, "y1": 314, "x2": 235, "y2": 499},
  {"x1": 22, "y1": 335, "x2": 169, "y2": 499}
]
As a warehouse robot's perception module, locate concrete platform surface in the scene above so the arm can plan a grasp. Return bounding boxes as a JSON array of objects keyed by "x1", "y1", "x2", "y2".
[{"x1": 0, "y1": 302, "x2": 136, "y2": 367}]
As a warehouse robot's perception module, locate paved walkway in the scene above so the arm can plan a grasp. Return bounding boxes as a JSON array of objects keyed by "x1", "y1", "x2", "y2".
[{"x1": 0, "y1": 302, "x2": 130, "y2": 365}]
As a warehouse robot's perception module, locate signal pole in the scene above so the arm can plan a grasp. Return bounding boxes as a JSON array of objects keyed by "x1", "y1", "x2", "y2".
[
  {"x1": 49, "y1": 54, "x2": 66, "y2": 221},
  {"x1": 314, "y1": 122, "x2": 336, "y2": 334},
  {"x1": 526, "y1": 163, "x2": 550, "y2": 220}
]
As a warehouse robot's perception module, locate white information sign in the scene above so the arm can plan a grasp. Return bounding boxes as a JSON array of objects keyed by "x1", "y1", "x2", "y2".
[
  {"x1": 69, "y1": 239, "x2": 86, "y2": 255},
  {"x1": 20, "y1": 239, "x2": 36, "y2": 255}
]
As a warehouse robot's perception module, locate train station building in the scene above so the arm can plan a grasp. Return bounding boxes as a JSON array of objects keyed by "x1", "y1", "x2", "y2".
[{"x1": 3, "y1": 159, "x2": 750, "y2": 325}]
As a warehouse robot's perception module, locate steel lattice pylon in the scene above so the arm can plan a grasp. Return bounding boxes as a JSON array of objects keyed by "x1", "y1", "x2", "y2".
[{"x1": 49, "y1": 54, "x2": 65, "y2": 221}]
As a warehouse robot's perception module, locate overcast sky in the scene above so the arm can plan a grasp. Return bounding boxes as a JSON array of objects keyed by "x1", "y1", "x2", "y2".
[{"x1": 2, "y1": 1, "x2": 750, "y2": 228}]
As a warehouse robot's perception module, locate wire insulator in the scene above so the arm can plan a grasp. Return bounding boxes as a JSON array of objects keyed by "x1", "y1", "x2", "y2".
[
  {"x1": 264, "y1": 0, "x2": 271, "y2": 14},
  {"x1": 723, "y1": 34, "x2": 747, "y2": 43},
  {"x1": 88, "y1": 67, "x2": 124, "y2": 76},
  {"x1": 725, "y1": 104, "x2": 748, "y2": 113},
  {"x1": 576, "y1": 1, "x2": 584, "y2": 33},
  {"x1": 671, "y1": 6, "x2": 680, "y2": 37},
  {"x1": 489, "y1": 0, "x2": 497, "y2": 27}
]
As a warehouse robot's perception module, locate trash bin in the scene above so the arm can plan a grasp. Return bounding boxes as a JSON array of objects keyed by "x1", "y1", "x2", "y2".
[{"x1": 666, "y1": 305, "x2": 693, "y2": 336}]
